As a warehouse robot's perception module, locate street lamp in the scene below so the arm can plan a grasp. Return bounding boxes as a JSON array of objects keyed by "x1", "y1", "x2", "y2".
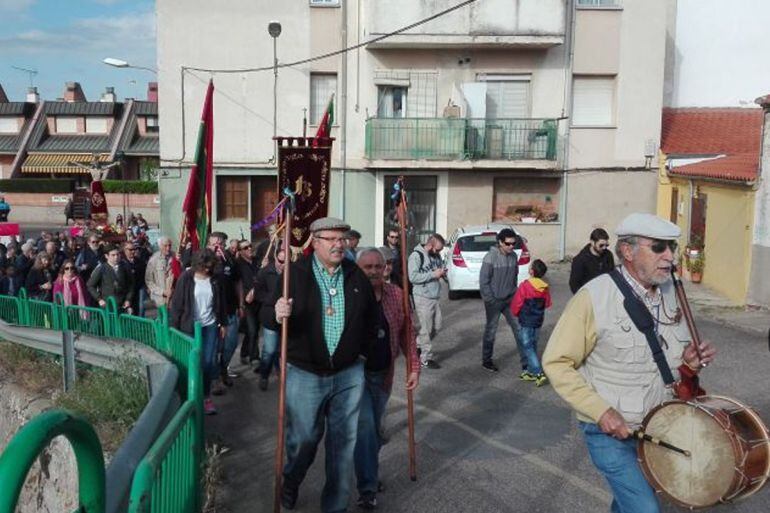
[
  {"x1": 268, "y1": 21, "x2": 281, "y2": 160},
  {"x1": 102, "y1": 57, "x2": 157, "y2": 75}
]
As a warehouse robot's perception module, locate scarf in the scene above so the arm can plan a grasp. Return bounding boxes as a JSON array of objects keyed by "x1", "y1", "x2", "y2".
[{"x1": 60, "y1": 275, "x2": 87, "y2": 307}]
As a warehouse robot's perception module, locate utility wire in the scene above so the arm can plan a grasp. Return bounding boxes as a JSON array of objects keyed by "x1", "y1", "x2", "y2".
[{"x1": 184, "y1": 0, "x2": 478, "y2": 74}]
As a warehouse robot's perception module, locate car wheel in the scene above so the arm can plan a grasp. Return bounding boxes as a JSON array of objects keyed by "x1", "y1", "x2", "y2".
[{"x1": 448, "y1": 289, "x2": 462, "y2": 300}]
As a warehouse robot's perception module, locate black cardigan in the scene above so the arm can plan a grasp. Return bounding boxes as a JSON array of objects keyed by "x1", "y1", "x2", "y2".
[
  {"x1": 169, "y1": 270, "x2": 228, "y2": 336},
  {"x1": 267, "y1": 257, "x2": 378, "y2": 375}
]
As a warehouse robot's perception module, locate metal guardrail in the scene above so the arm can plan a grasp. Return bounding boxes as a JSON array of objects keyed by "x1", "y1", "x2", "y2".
[
  {"x1": 0, "y1": 290, "x2": 202, "y2": 513},
  {"x1": 365, "y1": 117, "x2": 559, "y2": 161}
]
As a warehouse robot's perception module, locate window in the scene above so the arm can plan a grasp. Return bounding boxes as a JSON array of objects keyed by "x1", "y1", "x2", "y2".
[
  {"x1": 479, "y1": 75, "x2": 530, "y2": 119},
  {"x1": 493, "y1": 177, "x2": 560, "y2": 222},
  {"x1": 375, "y1": 70, "x2": 437, "y2": 118},
  {"x1": 310, "y1": 0, "x2": 339, "y2": 5},
  {"x1": 572, "y1": 76, "x2": 615, "y2": 126},
  {"x1": 377, "y1": 86, "x2": 407, "y2": 118},
  {"x1": 0, "y1": 118, "x2": 18, "y2": 133},
  {"x1": 56, "y1": 116, "x2": 79, "y2": 133},
  {"x1": 85, "y1": 117, "x2": 108, "y2": 134},
  {"x1": 217, "y1": 176, "x2": 249, "y2": 220},
  {"x1": 146, "y1": 116, "x2": 159, "y2": 133},
  {"x1": 577, "y1": 0, "x2": 619, "y2": 6},
  {"x1": 310, "y1": 73, "x2": 337, "y2": 125}
]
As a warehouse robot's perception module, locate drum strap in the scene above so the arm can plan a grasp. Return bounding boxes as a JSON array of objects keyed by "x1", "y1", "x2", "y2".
[{"x1": 609, "y1": 270, "x2": 675, "y2": 386}]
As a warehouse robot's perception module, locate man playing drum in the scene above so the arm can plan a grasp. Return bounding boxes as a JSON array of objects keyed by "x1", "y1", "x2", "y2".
[{"x1": 543, "y1": 213, "x2": 716, "y2": 513}]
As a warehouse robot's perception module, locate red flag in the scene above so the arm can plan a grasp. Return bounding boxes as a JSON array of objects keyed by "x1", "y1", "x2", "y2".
[
  {"x1": 313, "y1": 94, "x2": 334, "y2": 145},
  {"x1": 180, "y1": 80, "x2": 214, "y2": 251}
]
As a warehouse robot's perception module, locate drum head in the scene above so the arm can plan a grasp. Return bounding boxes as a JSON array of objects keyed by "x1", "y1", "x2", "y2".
[{"x1": 640, "y1": 402, "x2": 737, "y2": 508}]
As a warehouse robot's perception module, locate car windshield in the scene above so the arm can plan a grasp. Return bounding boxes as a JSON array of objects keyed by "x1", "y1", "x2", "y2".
[{"x1": 456, "y1": 233, "x2": 521, "y2": 252}]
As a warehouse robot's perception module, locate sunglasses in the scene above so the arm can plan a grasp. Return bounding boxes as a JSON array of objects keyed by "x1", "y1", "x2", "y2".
[
  {"x1": 640, "y1": 239, "x2": 678, "y2": 254},
  {"x1": 241, "y1": 246, "x2": 252, "y2": 250},
  {"x1": 501, "y1": 240, "x2": 516, "y2": 247}
]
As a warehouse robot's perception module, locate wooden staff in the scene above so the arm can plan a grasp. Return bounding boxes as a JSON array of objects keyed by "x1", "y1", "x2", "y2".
[
  {"x1": 273, "y1": 199, "x2": 293, "y2": 513},
  {"x1": 671, "y1": 266, "x2": 706, "y2": 367},
  {"x1": 396, "y1": 176, "x2": 418, "y2": 481}
]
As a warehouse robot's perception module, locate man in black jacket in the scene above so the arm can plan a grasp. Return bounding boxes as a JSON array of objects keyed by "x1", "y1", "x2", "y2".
[
  {"x1": 87, "y1": 244, "x2": 134, "y2": 311},
  {"x1": 273, "y1": 217, "x2": 378, "y2": 513},
  {"x1": 569, "y1": 228, "x2": 615, "y2": 293}
]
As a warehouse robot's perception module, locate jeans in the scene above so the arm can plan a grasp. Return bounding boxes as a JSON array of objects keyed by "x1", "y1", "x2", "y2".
[
  {"x1": 413, "y1": 295, "x2": 441, "y2": 362},
  {"x1": 219, "y1": 313, "x2": 239, "y2": 374},
  {"x1": 136, "y1": 287, "x2": 148, "y2": 318},
  {"x1": 481, "y1": 299, "x2": 522, "y2": 364},
  {"x1": 518, "y1": 326, "x2": 543, "y2": 375},
  {"x1": 580, "y1": 422, "x2": 660, "y2": 513},
  {"x1": 354, "y1": 371, "x2": 390, "y2": 496},
  {"x1": 240, "y1": 308, "x2": 260, "y2": 361},
  {"x1": 284, "y1": 361, "x2": 365, "y2": 513},
  {"x1": 200, "y1": 323, "x2": 220, "y2": 397},
  {"x1": 258, "y1": 327, "x2": 281, "y2": 379}
]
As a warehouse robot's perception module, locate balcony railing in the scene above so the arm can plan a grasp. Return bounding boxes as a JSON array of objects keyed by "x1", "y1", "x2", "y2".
[{"x1": 365, "y1": 118, "x2": 558, "y2": 161}]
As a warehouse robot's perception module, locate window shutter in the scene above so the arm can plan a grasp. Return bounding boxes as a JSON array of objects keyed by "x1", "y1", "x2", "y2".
[
  {"x1": 310, "y1": 73, "x2": 337, "y2": 124},
  {"x1": 572, "y1": 77, "x2": 615, "y2": 126},
  {"x1": 485, "y1": 81, "x2": 529, "y2": 119}
]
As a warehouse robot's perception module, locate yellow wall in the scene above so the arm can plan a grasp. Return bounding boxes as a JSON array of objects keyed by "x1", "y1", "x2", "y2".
[{"x1": 656, "y1": 161, "x2": 755, "y2": 303}]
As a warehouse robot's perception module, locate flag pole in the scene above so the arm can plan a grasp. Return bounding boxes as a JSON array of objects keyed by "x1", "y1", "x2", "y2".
[
  {"x1": 273, "y1": 194, "x2": 294, "y2": 513},
  {"x1": 396, "y1": 176, "x2": 418, "y2": 481}
]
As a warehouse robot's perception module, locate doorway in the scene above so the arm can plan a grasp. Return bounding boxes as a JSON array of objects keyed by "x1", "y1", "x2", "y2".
[
  {"x1": 383, "y1": 175, "x2": 437, "y2": 251},
  {"x1": 690, "y1": 192, "x2": 707, "y2": 248}
]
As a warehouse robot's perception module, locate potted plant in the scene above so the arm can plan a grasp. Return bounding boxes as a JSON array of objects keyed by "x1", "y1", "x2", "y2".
[{"x1": 688, "y1": 252, "x2": 705, "y2": 283}]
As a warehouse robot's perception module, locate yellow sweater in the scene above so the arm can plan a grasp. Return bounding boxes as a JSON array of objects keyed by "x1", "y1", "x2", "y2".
[{"x1": 542, "y1": 289, "x2": 610, "y2": 424}]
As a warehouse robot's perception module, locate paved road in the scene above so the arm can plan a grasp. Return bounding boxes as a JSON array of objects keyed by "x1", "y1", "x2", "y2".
[{"x1": 208, "y1": 264, "x2": 770, "y2": 513}]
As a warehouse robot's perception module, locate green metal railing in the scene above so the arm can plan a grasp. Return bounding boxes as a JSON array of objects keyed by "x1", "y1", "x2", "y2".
[
  {"x1": 365, "y1": 117, "x2": 559, "y2": 161},
  {"x1": 0, "y1": 290, "x2": 203, "y2": 513}
]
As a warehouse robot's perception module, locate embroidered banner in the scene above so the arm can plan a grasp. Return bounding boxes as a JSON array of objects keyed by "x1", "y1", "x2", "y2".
[{"x1": 275, "y1": 137, "x2": 334, "y2": 248}]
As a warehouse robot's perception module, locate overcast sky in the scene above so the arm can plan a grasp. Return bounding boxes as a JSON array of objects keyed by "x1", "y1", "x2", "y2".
[{"x1": 0, "y1": 0, "x2": 155, "y2": 102}]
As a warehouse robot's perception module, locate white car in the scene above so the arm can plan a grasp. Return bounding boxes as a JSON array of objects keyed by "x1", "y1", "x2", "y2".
[{"x1": 445, "y1": 224, "x2": 531, "y2": 300}]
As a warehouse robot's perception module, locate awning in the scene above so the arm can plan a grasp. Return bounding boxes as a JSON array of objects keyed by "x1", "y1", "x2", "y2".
[{"x1": 21, "y1": 153, "x2": 112, "y2": 174}]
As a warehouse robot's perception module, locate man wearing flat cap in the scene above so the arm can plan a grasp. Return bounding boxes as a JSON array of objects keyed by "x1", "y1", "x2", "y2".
[
  {"x1": 273, "y1": 216, "x2": 378, "y2": 513},
  {"x1": 543, "y1": 213, "x2": 716, "y2": 513}
]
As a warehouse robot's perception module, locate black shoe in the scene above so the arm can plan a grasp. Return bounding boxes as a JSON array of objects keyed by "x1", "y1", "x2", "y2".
[
  {"x1": 221, "y1": 374, "x2": 234, "y2": 387},
  {"x1": 357, "y1": 492, "x2": 377, "y2": 510},
  {"x1": 377, "y1": 480, "x2": 386, "y2": 493},
  {"x1": 281, "y1": 484, "x2": 298, "y2": 510},
  {"x1": 482, "y1": 361, "x2": 499, "y2": 372},
  {"x1": 421, "y1": 359, "x2": 441, "y2": 369},
  {"x1": 259, "y1": 377, "x2": 268, "y2": 391}
]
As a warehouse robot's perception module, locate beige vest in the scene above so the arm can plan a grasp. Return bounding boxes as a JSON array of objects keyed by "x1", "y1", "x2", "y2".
[{"x1": 580, "y1": 273, "x2": 690, "y2": 427}]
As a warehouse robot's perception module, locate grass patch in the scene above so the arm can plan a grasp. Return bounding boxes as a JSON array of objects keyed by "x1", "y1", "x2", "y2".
[{"x1": 0, "y1": 342, "x2": 149, "y2": 452}]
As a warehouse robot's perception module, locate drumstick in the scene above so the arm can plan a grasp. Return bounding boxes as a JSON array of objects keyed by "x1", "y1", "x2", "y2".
[{"x1": 633, "y1": 430, "x2": 691, "y2": 457}]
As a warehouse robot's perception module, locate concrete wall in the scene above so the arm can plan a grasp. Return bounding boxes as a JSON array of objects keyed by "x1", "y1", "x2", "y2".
[
  {"x1": 4, "y1": 193, "x2": 159, "y2": 226},
  {"x1": 665, "y1": 0, "x2": 770, "y2": 107},
  {"x1": 564, "y1": 170, "x2": 658, "y2": 253},
  {"x1": 570, "y1": 0, "x2": 667, "y2": 169},
  {"x1": 748, "y1": 109, "x2": 770, "y2": 306},
  {"x1": 0, "y1": 381, "x2": 78, "y2": 513},
  {"x1": 366, "y1": 0, "x2": 565, "y2": 40}
]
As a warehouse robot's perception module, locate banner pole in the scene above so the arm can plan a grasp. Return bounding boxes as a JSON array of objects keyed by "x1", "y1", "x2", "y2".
[
  {"x1": 396, "y1": 176, "x2": 418, "y2": 481},
  {"x1": 273, "y1": 197, "x2": 293, "y2": 513}
]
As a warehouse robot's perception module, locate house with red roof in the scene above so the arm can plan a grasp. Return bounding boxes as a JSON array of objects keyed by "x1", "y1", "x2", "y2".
[{"x1": 657, "y1": 107, "x2": 763, "y2": 303}]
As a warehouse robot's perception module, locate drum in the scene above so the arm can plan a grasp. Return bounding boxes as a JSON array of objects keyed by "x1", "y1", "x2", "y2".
[{"x1": 638, "y1": 395, "x2": 770, "y2": 509}]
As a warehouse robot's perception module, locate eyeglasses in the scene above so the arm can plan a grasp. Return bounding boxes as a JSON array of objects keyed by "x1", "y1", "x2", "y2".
[
  {"x1": 596, "y1": 243, "x2": 609, "y2": 249},
  {"x1": 63, "y1": 266, "x2": 75, "y2": 271},
  {"x1": 501, "y1": 240, "x2": 516, "y2": 247},
  {"x1": 241, "y1": 246, "x2": 252, "y2": 250},
  {"x1": 315, "y1": 235, "x2": 346, "y2": 245},
  {"x1": 387, "y1": 235, "x2": 398, "y2": 240},
  {"x1": 639, "y1": 239, "x2": 678, "y2": 254}
]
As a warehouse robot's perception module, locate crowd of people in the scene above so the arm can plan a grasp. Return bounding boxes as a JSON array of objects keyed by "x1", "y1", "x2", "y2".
[{"x1": 0, "y1": 210, "x2": 719, "y2": 513}]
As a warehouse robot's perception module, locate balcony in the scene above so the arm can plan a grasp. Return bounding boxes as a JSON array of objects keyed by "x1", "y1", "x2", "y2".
[
  {"x1": 365, "y1": 0, "x2": 565, "y2": 49},
  {"x1": 364, "y1": 118, "x2": 558, "y2": 163}
]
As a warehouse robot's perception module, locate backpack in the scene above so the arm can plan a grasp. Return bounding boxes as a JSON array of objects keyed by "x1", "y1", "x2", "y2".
[{"x1": 407, "y1": 249, "x2": 426, "y2": 297}]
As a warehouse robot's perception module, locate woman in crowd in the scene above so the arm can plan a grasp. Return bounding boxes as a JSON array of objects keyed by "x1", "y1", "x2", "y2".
[
  {"x1": 253, "y1": 243, "x2": 284, "y2": 391},
  {"x1": 24, "y1": 253, "x2": 53, "y2": 301},
  {"x1": 169, "y1": 249, "x2": 227, "y2": 415},
  {"x1": 53, "y1": 259, "x2": 89, "y2": 307}
]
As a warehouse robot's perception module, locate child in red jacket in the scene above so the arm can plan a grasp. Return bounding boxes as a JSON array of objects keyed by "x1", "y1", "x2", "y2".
[{"x1": 511, "y1": 259, "x2": 552, "y2": 386}]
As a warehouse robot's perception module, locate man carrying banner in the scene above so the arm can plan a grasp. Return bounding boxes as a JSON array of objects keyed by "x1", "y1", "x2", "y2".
[{"x1": 273, "y1": 217, "x2": 378, "y2": 513}]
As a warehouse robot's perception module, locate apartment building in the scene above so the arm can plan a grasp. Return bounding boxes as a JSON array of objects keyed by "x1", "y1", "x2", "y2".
[{"x1": 157, "y1": 0, "x2": 666, "y2": 258}]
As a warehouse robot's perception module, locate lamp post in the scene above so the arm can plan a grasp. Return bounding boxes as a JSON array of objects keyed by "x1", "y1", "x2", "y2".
[
  {"x1": 102, "y1": 57, "x2": 158, "y2": 75},
  {"x1": 268, "y1": 21, "x2": 281, "y2": 161}
]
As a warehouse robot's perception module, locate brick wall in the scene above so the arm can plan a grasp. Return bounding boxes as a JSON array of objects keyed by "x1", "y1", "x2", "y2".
[{"x1": 2, "y1": 192, "x2": 160, "y2": 225}]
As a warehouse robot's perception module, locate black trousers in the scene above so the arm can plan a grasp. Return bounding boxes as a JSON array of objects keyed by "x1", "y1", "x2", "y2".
[{"x1": 240, "y1": 307, "x2": 261, "y2": 360}]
